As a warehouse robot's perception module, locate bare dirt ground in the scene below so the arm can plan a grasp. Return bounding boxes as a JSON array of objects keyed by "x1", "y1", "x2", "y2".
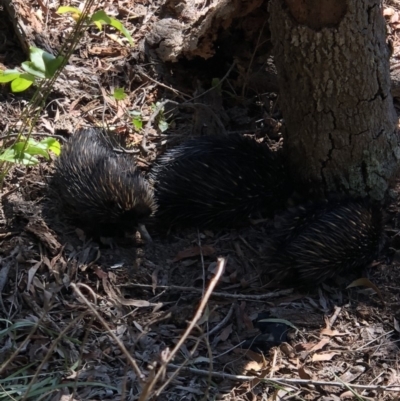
[{"x1": 1, "y1": 1, "x2": 400, "y2": 400}]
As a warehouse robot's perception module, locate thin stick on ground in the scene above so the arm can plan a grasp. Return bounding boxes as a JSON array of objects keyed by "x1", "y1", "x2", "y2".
[
  {"x1": 138, "y1": 257, "x2": 227, "y2": 401},
  {"x1": 167, "y1": 364, "x2": 400, "y2": 392},
  {"x1": 71, "y1": 283, "x2": 144, "y2": 380},
  {"x1": 120, "y1": 282, "x2": 293, "y2": 300}
]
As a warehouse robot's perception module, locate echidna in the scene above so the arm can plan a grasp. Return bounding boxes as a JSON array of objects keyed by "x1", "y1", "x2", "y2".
[
  {"x1": 52, "y1": 128, "x2": 156, "y2": 239},
  {"x1": 150, "y1": 134, "x2": 292, "y2": 228},
  {"x1": 264, "y1": 199, "x2": 384, "y2": 285}
]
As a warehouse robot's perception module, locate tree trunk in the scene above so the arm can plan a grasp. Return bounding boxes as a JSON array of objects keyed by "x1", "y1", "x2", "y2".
[{"x1": 269, "y1": 0, "x2": 400, "y2": 200}]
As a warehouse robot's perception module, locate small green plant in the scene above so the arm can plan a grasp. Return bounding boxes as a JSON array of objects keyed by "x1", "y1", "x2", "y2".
[
  {"x1": 0, "y1": 3, "x2": 132, "y2": 182},
  {"x1": 130, "y1": 110, "x2": 143, "y2": 131},
  {"x1": 0, "y1": 137, "x2": 61, "y2": 166},
  {"x1": 57, "y1": 7, "x2": 134, "y2": 45},
  {"x1": 0, "y1": 9, "x2": 133, "y2": 94},
  {"x1": 0, "y1": 48, "x2": 64, "y2": 92},
  {"x1": 112, "y1": 87, "x2": 127, "y2": 101},
  {"x1": 151, "y1": 102, "x2": 169, "y2": 132}
]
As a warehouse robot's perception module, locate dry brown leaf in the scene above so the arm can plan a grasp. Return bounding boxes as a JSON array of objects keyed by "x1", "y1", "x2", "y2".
[
  {"x1": 245, "y1": 360, "x2": 264, "y2": 372},
  {"x1": 219, "y1": 323, "x2": 232, "y2": 341},
  {"x1": 346, "y1": 277, "x2": 384, "y2": 302},
  {"x1": 298, "y1": 366, "x2": 311, "y2": 379},
  {"x1": 309, "y1": 338, "x2": 330, "y2": 352},
  {"x1": 295, "y1": 342, "x2": 316, "y2": 352},
  {"x1": 394, "y1": 317, "x2": 400, "y2": 333},
  {"x1": 339, "y1": 365, "x2": 366, "y2": 382},
  {"x1": 280, "y1": 342, "x2": 296, "y2": 358},
  {"x1": 320, "y1": 328, "x2": 342, "y2": 337},
  {"x1": 312, "y1": 352, "x2": 338, "y2": 362},
  {"x1": 94, "y1": 268, "x2": 107, "y2": 279},
  {"x1": 173, "y1": 245, "x2": 215, "y2": 262},
  {"x1": 152, "y1": 268, "x2": 159, "y2": 293},
  {"x1": 340, "y1": 390, "x2": 356, "y2": 399}
]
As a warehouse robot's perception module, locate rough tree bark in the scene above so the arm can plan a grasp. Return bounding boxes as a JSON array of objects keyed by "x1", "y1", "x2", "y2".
[{"x1": 269, "y1": 0, "x2": 400, "y2": 200}]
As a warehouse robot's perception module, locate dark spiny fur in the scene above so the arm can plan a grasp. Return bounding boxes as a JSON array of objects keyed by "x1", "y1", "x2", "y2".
[
  {"x1": 52, "y1": 128, "x2": 156, "y2": 236},
  {"x1": 150, "y1": 134, "x2": 292, "y2": 228},
  {"x1": 265, "y1": 199, "x2": 384, "y2": 284}
]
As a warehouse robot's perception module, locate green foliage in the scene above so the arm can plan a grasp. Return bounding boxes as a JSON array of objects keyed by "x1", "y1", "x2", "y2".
[
  {"x1": 0, "y1": 4, "x2": 132, "y2": 178},
  {"x1": 113, "y1": 87, "x2": 127, "y2": 100},
  {"x1": 0, "y1": 137, "x2": 61, "y2": 166},
  {"x1": 0, "y1": 9, "x2": 132, "y2": 94},
  {"x1": 151, "y1": 102, "x2": 169, "y2": 132},
  {"x1": 91, "y1": 10, "x2": 134, "y2": 45},
  {"x1": 0, "y1": 48, "x2": 64, "y2": 92},
  {"x1": 130, "y1": 110, "x2": 143, "y2": 131},
  {"x1": 57, "y1": 6, "x2": 134, "y2": 45}
]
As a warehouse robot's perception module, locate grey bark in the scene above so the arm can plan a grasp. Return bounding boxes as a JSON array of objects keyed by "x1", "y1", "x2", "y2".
[{"x1": 269, "y1": 0, "x2": 400, "y2": 200}]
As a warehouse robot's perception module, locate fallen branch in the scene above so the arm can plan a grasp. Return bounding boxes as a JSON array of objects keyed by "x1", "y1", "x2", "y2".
[
  {"x1": 119, "y1": 283, "x2": 293, "y2": 300},
  {"x1": 167, "y1": 364, "x2": 400, "y2": 392}
]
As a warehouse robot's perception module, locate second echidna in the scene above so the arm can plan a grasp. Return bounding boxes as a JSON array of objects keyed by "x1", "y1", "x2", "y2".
[
  {"x1": 264, "y1": 198, "x2": 384, "y2": 285},
  {"x1": 150, "y1": 134, "x2": 292, "y2": 229},
  {"x1": 52, "y1": 128, "x2": 156, "y2": 238}
]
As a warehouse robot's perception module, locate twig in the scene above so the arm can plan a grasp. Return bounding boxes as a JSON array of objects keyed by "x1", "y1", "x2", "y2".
[
  {"x1": 167, "y1": 364, "x2": 400, "y2": 392},
  {"x1": 119, "y1": 282, "x2": 293, "y2": 300},
  {"x1": 138, "y1": 69, "x2": 189, "y2": 99},
  {"x1": 328, "y1": 306, "x2": 341, "y2": 327},
  {"x1": 187, "y1": 61, "x2": 236, "y2": 104},
  {"x1": 71, "y1": 283, "x2": 144, "y2": 380},
  {"x1": 0, "y1": 132, "x2": 68, "y2": 142},
  {"x1": 355, "y1": 330, "x2": 395, "y2": 352},
  {"x1": 207, "y1": 303, "x2": 234, "y2": 336},
  {"x1": 139, "y1": 257, "x2": 226, "y2": 401}
]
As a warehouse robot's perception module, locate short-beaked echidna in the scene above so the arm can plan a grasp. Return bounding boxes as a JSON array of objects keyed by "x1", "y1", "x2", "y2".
[
  {"x1": 264, "y1": 199, "x2": 384, "y2": 285},
  {"x1": 52, "y1": 128, "x2": 156, "y2": 238},
  {"x1": 150, "y1": 134, "x2": 292, "y2": 228}
]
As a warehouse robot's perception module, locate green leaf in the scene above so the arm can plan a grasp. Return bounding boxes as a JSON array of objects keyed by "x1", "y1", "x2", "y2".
[
  {"x1": 131, "y1": 111, "x2": 143, "y2": 131},
  {"x1": 10, "y1": 74, "x2": 35, "y2": 92},
  {"x1": 91, "y1": 10, "x2": 111, "y2": 26},
  {"x1": 158, "y1": 119, "x2": 169, "y2": 132},
  {"x1": 0, "y1": 147, "x2": 18, "y2": 163},
  {"x1": 57, "y1": 6, "x2": 82, "y2": 15},
  {"x1": 24, "y1": 47, "x2": 65, "y2": 78},
  {"x1": 45, "y1": 55, "x2": 65, "y2": 77},
  {"x1": 211, "y1": 77, "x2": 222, "y2": 94},
  {"x1": 21, "y1": 61, "x2": 46, "y2": 78},
  {"x1": 93, "y1": 20, "x2": 102, "y2": 30},
  {"x1": 108, "y1": 17, "x2": 134, "y2": 45},
  {"x1": 91, "y1": 10, "x2": 134, "y2": 45},
  {"x1": 113, "y1": 87, "x2": 126, "y2": 100},
  {"x1": 40, "y1": 138, "x2": 61, "y2": 156},
  {"x1": 0, "y1": 145, "x2": 39, "y2": 165},
  {"x1": 14, "y1": 140, "x2": 48, "y2": 160},
  {"x1": 0, "y1": 69, "x2": 21, "y2": 83},
  {"x1": 29, "y1": 47, "x2": 53, "y2": 73}
]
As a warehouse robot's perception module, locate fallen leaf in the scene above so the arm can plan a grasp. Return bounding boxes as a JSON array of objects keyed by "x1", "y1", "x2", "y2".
[
  {"x1": 245, "y1": 360, "x2": 264, "y2": 372},
  {"x1": 173, "y1": 245, "x2": 215, "y2": 262},
  {"x1": 298, "y1": 366, "x2": 311, "y2": 379},
  {"x1": 219, "y1": 323, "x2": 232, "y2": 341},
  {"x1": 312, "y1": 352, "x2": 338, "y2": 362},
  {"x1": 346, "y1": 277, "x2": 384, "y2": 303},
  {"x1": 310, "y1": 338, "x2": 330, "y2": 352},
  {"x1": 320, "y1": 328, "x2": 342, "y2": 337}
]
